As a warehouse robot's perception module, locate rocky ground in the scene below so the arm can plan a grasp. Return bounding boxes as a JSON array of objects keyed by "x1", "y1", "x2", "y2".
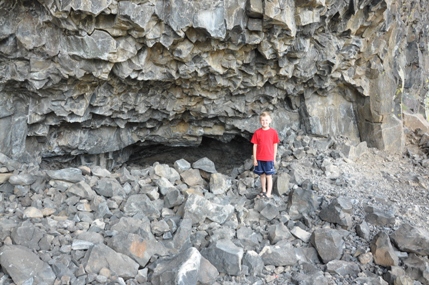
[
  {"x1": 122, "y1": 126, "x2": 429, "y2": 285},
  {"x1": 1, "y1": 125, "x2": 429, "y2": 285},
  {"x1": 132, "y1": 131, "x2": 429, "y2": 232}
]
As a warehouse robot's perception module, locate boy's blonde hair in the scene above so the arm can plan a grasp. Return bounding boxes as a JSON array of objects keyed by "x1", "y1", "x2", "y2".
[{"x1": 260, "y1": 111, "x2": 271, "y2": 119}]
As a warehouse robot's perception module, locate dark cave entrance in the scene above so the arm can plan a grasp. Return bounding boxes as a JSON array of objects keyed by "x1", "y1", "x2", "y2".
[{"x1": 128, "y1": 136, "x2": 253, "y2": 174}]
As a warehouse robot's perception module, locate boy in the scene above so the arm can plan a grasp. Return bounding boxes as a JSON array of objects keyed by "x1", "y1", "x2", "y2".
[{"x1": 251, "y1": 111, "x2": 280, "y2": 198}]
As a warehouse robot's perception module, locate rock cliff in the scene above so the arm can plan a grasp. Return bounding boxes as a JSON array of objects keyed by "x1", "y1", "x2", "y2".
[{"x1": 0, "y1": 0, "x2": 428, "y2": 167}]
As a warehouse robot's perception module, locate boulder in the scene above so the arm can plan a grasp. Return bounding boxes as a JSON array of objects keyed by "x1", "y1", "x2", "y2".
[
  {"x1": 201, "y1": 239, "x2": 243, "y2": 276},
  {"x1": 370, "y1": 231, "x2": 399, "y2": 267},
  {"x1": 310, "y1": 228, "x2": 344, "y2": 264},
  {"x1": 0, "y1": 245, "x2": 56, "y2": 285},
  {"x1": 365, "y1": 205, "x2": 396, "y2": 226},
  {"x1": 287, "y1": 187, "x2": 319, "y2": 220},
  {"x1": 83, "y1": 243, "x2": 139, "y2": 278},
  {"x1": 319, "y1": 196, "x2": 353, "y2": 229},
  {"x1": 391, "y1": 223, "x2": 429, "y2": 256}
]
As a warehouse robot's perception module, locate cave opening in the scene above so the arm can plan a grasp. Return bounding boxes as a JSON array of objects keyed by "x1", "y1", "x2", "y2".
[{"x1": 128, "y1": 136, "x2": 253, "y2": 174}]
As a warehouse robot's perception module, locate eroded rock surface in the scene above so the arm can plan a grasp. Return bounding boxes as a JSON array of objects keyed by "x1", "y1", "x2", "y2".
[{"x1": 0, "y1": 0, "x2": 428, "y2": 167}]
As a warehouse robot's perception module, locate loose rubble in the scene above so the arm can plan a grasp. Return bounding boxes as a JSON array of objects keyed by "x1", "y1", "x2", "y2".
[{"x1": 1, "y1": 127, "x2": 429, "y2": 285}]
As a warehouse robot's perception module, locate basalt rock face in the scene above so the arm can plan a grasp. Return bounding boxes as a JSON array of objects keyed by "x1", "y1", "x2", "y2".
[{"x1": 0, "y1": 0, "x2": 428, "y2": 167}]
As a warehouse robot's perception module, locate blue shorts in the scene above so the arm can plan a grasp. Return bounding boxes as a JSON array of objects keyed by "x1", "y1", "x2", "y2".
[{"x1": 253, "y1": 161, "x2": 276, "y2": 175}]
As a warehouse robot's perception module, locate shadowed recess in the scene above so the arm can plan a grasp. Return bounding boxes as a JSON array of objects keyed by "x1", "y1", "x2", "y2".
[{"x1": 128, "y1": 136, "x2": 253, "y2": 174}]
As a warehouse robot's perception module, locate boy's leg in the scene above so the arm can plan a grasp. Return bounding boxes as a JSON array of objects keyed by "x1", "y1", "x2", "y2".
[
  {"x1": 260, "y1": 173, "x2": 267, "y2": 193},
  {"x1": 266, "y1": 175, "x2": 273, "y2": 197}
]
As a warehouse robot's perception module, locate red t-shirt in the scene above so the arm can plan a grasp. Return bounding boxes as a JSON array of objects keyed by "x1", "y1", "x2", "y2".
[{"x1": 251, "y1": 128, "x2": 280, "y2": 161}]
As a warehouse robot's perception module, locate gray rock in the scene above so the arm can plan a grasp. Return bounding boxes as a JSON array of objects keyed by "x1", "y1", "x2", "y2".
[
  {"x1": 237, "y1": 226, "x2": 262, "y2": 250},
  {"x1": 8, "y1": 173, "x2": 38, "y2": 186},
  {"x1": 0, "y1": 181, "x2": 14, "y2": 195},
  {"x1": 310, "y1": 228, "x2": 344, "y2": 264},
  {"x1": 383, "y1": 266, "x2": 413, "y2": 285},
  {"x1": 83, "y1": 243, "x2": 139, "y2": 278},
  {"x1": 151, "y1": 247, "x2": 202, "y2": 285},
  {"x1": 319, "y1": 196, "x2": 353, "y2": 229},
  {"x1": 287, "y1": 187, "x2": 319, "y2": 220},
  {"x1": 155, "y1": 177, "x2": 177, "y2": 195},
  {"x1": 356, "y1": 220, "x2": 371, "y2": 240},
  {"x1": 365, "y1": 205, "x2": 396, "y2": 226},
  {"x1": 72, "y1": 239, "x2": 95, "y2": 250},
  {"x1": 321, "y1": 158, "x2": 342, "y2": 180},
  {"x1": 123, "y1": 194, "x2": 161, "y2": 220},
  {"x1": 275, "y1": 171, "x2": 290, "y2": 196},
  {"x1": 0, "y1": 153, "x2": 21, "y2": 171},
  {"x1": 291, "y1": 266, "x2": 328, "y2": 285},
  {"x1": 183, "y1": 194, "x2": 234, "y2": 225},
  {"x1": 171, "y1": 218, "x2": 193, "y2": 253},
  {"x1": 1, "y1": 142, "x2": 429, "y2": 285},
  {"x1": 110, "y1": 216, "x2": 152, "y2": 234},
  {"x1": 91, "y1": 165, "x2": 111, "y2": 177},
  {"x1": 391, "y1": 223, "x2": 429, "y2": 256},
  {"x1": 192, "y1": 157, "x2": 217, "y2": 174},
  {"x1": 180, "y1": 168, "x2": 205, "y2": 187},
  {"x1": 0, "y1": 244, "x2": 56, "y2": 285},
  {"x1": 311, "y1": 138, "x2": 335, "y2": 151},
  {"x1": 164, "y1": 187, "x2": 185, "y2": 208},
  {"x1": 403, "y1": 254, "x2": 429, "y2": 285},
  {"x1": 207, "y1": 226, "x2": 236, "y2": 244},
  {"x1": 354, "y1": 277, "x2": 388, "y2": 285},
  {"x1": 289, "y1": 163, "x2": 311, "y2": 186},
  {"x1": 174, "y1": 159, "x2": 191, "y2": 173},
  {"x1": 183, "y1": 194, "x2": 212, "y2": 225},
  {"x1": 14, "y1": 185, "x2": 30, "y2": 197},
  {"x1": 67, "y1": 181, "x2": 97, "y2": 200},
  {"x1": 267, "y1": 223, "x2": 293, "y2": 244},
  {"x1": 94, "y1": 177, "x2": 125, "y2": 197},
  {"x1": 290, "y1": 226, "x2": 312, "y2": 243},
  {"x1": 108, "y1": 231, "x2": 167, "y2": 267},
  {"x1": 11, "y1": 220, "x2": 45, "y2": 250},
  {"x1": 336, "y1": 141, "x2": 368, "y2": 161},
  {"x1": 23, "y1": 206, "x2": 43, "y2": 218},
  {"x1": 116, "y1": 166, "x2": 136, "y2": 184},
  {"x1": 46, "y1": 168, "x2": 84, "y2": 183},
  {"x1": 259, "y1": 202, "x2": 280, "y2": 221},
  {"x1": 197, "y1": 256, "x2": 219, "y2": 285},
  {"x1": 260, "y1": 241, "x2": 298, "y2": 266},
  {"x1": 50, "y1": 179, "x2": 74, "y2": 192},
  {"x1": 326, "y1": 260, "x2": 360, "y2": 277},
  {"x1": 243, "y1": 251, "x2": 264, "y2": 277},
  {"x1": 295, "y1": 247, "x2": 320, "y2": 264},
  {"x1": 393, "y1": 275, "x2": 415, "y2": 285},
  {"x1": 201, "y1": 239, "x2": 243, "y2": 276},
  {"x1": 151, "y1": 219, "x2": 171, "y2": 236},
  {"x1": 147, "y1": 186, "x2": 161, "y2": 200},
  {"x1": 209, "y1": 172, "x2": 231, "y2": 195},
  {"x1": 154, "y1": 163, "x2": 181, "y2": 183},
  {"x1": 92, "y1": 197, "x2": 113, "y2": 219}
]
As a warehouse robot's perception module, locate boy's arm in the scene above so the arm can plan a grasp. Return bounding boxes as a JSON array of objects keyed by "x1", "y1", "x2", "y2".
[
  {"x1": 253, "y1": 144, "x2": 258, "y2": 166},
  {"x1": 273, "y1": 143, "x2": 278, "y2": 160},
  {"x1": 274, "y1": 143, "x2": 278, "y2": 167}
]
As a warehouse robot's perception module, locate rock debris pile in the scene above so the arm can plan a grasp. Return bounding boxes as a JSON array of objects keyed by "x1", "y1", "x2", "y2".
[{"x1": 1, "y1": 128, "x2": 429, "y2": 285}]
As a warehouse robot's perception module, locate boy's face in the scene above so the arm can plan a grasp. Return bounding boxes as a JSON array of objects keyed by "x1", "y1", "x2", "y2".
[{"x1": 260, "y1": 115, "x2": 271, "y2": 129}]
